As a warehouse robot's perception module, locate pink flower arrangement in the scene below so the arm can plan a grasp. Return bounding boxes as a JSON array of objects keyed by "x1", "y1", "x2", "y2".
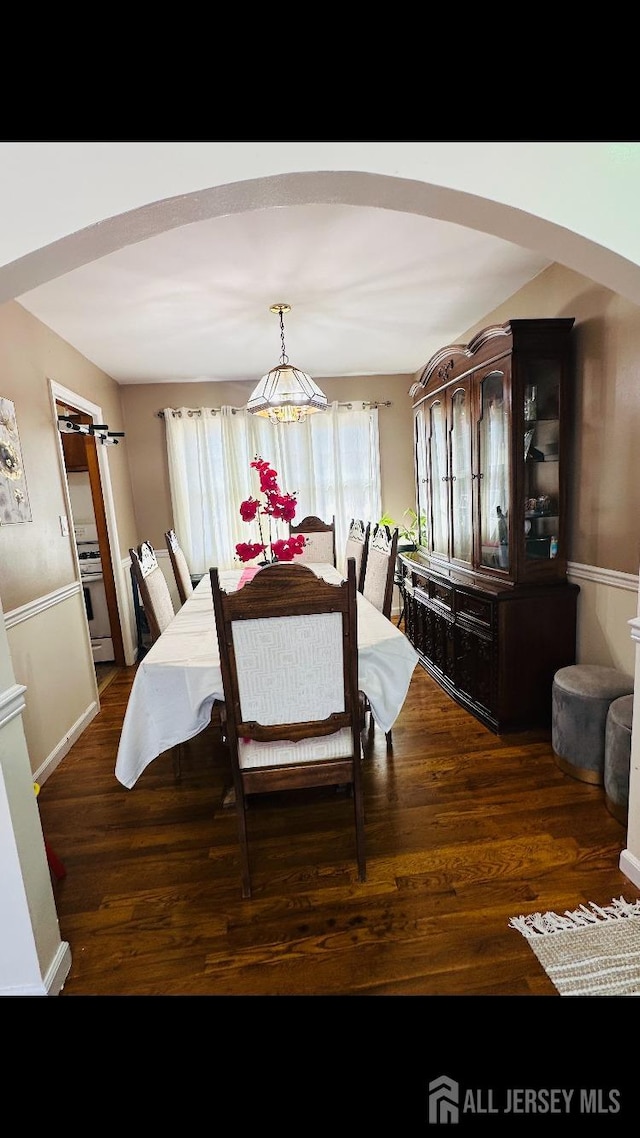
[{"x1": 235, "y1": 457, "x2": 307, "y2": 564}]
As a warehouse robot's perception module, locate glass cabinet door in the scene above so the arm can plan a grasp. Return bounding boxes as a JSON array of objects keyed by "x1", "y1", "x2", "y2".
[
  {"x1": 523, "y1": 358, "x2": 561, "y2": 563},
  {"x1": 414, "y1": 406, "x2": 429, "y2": 550},
  {"x1": 428, "y1": 396, "x2": 449, "y2": 558},
  {"x1": 478, "y1": 368, "x2": 510, "y2": 571},
  {"x1": 449, "y1": 383, "x2": 473, "y2": 565}
]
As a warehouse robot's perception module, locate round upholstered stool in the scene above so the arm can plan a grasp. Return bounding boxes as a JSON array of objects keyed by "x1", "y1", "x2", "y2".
[
  {"x1": 604, "y1": 694, "x2": 634, "y2": 824},
  {"x1": 551, "y1": 665, "x2": 634, "y2": 785}
]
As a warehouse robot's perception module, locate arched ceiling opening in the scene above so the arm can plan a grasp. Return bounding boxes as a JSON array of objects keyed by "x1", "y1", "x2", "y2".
[{"x1": 4, "y1": 154, "x2": 640, "y2": 383}]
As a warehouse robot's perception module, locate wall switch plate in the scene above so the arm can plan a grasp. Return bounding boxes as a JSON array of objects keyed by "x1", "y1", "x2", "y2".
[{"x1": 59, "y1": 514, "x2": 70, "y2": 537}]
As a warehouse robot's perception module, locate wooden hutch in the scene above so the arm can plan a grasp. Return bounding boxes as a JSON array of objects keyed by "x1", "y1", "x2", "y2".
[{"x1": 398, "y1": 318, "x2": 579, "y2": 733}]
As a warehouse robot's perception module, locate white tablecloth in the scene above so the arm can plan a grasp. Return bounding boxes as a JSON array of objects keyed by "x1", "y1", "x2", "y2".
[{"x1": 115, "y1": 564, "x2": 419, "y2": 788}]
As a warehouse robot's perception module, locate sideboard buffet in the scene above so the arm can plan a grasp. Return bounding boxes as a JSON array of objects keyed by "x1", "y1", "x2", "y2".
[{"x1": 398, "y1": 318, "x2": 579, "y2": 733}]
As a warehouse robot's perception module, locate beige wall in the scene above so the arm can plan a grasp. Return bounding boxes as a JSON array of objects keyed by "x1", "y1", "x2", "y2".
[
  {"x1": 119, "y1": 374, "x2": 417, "y2": 552},
  {"x1": 8, "y1": 593, "x2": 98, "y2": 775},
  {"x1": 0, "y1": 300, "x2": 139, "y2": 611},
  {"x1": 0, "y1": 299, "x2": 140, "y2": 776}
]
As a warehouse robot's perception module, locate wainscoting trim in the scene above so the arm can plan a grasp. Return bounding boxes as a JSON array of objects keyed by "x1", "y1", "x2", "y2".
[
  {"x1": 0, "y1": 683, "x2": 27, "y2": 729},
  {"x1": 629, "y1": 617, "x2": 640, "y2": 644},
  {"x1": 567, "y1": 562, "x2": 639, "y2": 592},
  {"x1": 4, "y1": 581, "x2": 81, "y2": 629}
]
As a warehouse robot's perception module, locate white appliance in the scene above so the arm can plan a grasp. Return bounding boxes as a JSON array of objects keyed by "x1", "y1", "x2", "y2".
[{"x1": 74, "y1": 522, "x2": 114, "y2": 662}]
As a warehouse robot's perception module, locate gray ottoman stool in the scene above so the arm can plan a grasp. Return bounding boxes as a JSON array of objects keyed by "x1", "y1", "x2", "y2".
[
  {"x1": 552, "y1": 665, "x2": 634, "y2": 785},
  {"x1": 604, "y1": 694, "x2": 634, "y2": 824}
]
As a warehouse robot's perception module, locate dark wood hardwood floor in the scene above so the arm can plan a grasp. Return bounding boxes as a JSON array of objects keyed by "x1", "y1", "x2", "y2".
[{"x1": 37, "y1": 661, "x2": 639, "y2": 998}]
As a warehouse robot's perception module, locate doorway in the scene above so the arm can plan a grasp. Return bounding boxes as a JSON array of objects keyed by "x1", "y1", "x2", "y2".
[{"x1": 52, "y1": 385, "x2": 127, "y2": 673}]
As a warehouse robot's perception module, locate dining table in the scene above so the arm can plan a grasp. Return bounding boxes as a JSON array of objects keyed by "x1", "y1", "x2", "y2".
[{"x1": 115, "y1": 562, "x2": 420, "y2": 789}]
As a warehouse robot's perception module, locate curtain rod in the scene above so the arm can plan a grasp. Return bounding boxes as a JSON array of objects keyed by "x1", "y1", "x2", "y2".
[{"x1": 157, "y1": 401, "x2": 391, "y2": 418}]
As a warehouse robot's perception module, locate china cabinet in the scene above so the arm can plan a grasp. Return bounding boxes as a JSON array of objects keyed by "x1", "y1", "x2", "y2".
[{"x1": 399, "y1": 318, "x2": 579, "y2": 733}]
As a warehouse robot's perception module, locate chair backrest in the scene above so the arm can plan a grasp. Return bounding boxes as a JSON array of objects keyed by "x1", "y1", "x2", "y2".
[
  {"x1": 288, "y1": 515, "x2": 336, "y2": 566},
  {"x1": 344, "y1": 518, "x2": 370, "y2": 592},
  {"x1": 165, "y1": 528, "x2": 193, "y2": 606},
  {"x1": 211, "y1": 558, "x2": 365, "y2": 897},
  {"x1": 362, "y1": 523, "x2": 399, "y2": 620},
  {"x1": 129, "y1": 541, "x2": 175, "y2": 643}
]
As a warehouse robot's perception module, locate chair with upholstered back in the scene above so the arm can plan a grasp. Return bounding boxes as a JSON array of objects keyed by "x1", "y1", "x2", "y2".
[
  {"x1": 130, "y1": 540, "x2": 217, "y2": 779},
  {"x1": 129, "y1": 541, "x2": 175, "y2": 644},
  {"x1": 362, "y1": 522, "x2": 399, "y2": 620},
  {"x1": 344, "y1": 518, "x2": 370, "y2": 592},
  {"x1": 165, "y1": 528, "x2": 193, "y2": 606},
  {"x1": 288, "y1": 515, "x2": 336, "y2": 566},
  {"x1": 361, "y1": 522, "x2": 399, "y2": 748},
  {"x1": 211, "y1": 558, "x2": 365, "y2": 899}
]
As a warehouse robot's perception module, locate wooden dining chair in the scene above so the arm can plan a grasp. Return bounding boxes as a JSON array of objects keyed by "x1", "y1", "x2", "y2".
[
  {"x1": 165, "y1": 528, "x2": 193, "y2": 606},
  {"x1": 362, "y1": 522, "x2": 399, "y2": 620},
  {"x1": 288, "y1": 515, "x2": 336, "y2": 566},
  {"x1": 130, "y1": 541, "x2": 183, "y2": 776},
  {"x1": 130, "y1": 540, "x2": 225, "y2": 778},
  {"x1": 361, "y1": 522, "x2": 399, "y2": 748},
  {"x1": 211, "y1": 558, "x2": 365, "y2": 899},
  {"x1": 129, "y1": 541, "x2": 175, "y2": 643},
  {"x1": 344, "y1": 518, "x2": 370, "y2": 592}
]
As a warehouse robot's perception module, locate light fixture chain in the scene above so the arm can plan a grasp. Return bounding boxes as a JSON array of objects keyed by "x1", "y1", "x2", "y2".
[{"x1": 279, "y1": 308, "x2": 289, "y2": 365}]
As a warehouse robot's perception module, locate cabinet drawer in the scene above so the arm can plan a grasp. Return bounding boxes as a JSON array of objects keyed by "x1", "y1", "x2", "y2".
[
  {"x1": 413, "y1": 580, "x2": 429, "y2": 605},
  {"x1": 429, "y1": 579, "x2": 454, "y2": 611},
  {"x1": 456, "y1": 591, "x2": 493, "y2": 627}
]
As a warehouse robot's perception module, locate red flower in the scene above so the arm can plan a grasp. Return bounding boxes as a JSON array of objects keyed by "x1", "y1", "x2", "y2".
[
  {"x1": 239, "y1": 497, "x2": 259, "y2": 522},
  {"x1": 236, "y1": 456, "x2": 305, "y2": 564},
  {"x1": 235, "y1": 541, "x2": 266, "y2": 563},
  {"x1": 251, "y1": 458, "x2": 279, "y2": 494},
  {"x1": 263, "y1": 490, "x2": 298, "y2": 522},
  {"x1": 271, "y1": 537, "x2": 302, "y2": 561}
]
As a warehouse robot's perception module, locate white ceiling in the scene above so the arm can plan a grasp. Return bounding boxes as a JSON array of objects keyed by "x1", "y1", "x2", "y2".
[{"x1": 16, "y1": 202, "x2": 551, "y2": 386}]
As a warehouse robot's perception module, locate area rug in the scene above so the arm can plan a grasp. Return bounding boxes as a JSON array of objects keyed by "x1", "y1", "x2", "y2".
[{"x1": 509, "y1": 896, "x2": 640, "y2": 995}]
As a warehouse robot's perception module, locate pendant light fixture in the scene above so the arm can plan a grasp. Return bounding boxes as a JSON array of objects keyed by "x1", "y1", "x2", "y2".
[{"x1": 246, "y1": 303, "x2": 329, "y2": 424}]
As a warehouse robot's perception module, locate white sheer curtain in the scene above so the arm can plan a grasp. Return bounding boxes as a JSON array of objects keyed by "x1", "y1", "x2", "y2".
[{"x1": 164, "y1": 401, "x2": 381, "y2": 575}]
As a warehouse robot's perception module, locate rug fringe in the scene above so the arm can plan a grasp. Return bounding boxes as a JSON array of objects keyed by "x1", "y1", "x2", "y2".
[{"x1": 509, "y1": 895, "x2": 640, "y2": 938}]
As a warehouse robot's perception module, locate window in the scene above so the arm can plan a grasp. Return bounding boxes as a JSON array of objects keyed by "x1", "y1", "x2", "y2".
[{"x1": 164, "y1": 402, "x2": 382, "y2": 575}]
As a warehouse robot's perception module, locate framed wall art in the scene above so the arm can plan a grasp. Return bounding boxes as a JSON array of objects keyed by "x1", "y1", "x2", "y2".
[{"x1": 0, "y1": 396, "x2": 32, "y2": 524}]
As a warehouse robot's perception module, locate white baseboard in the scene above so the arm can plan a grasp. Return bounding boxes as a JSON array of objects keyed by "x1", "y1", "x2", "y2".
[
  {"x1": 0, "y1": 938, "x2": 71, "y2": 996},
  {"x1": 45, "y1": 941, "x2": 73, "y2": 996},
  {"x1": 619, "y1": 847, "x2": 640, "y2": 888},
  {"x1": 34, "y1": 701, "x2": 99, "y2": 785}
]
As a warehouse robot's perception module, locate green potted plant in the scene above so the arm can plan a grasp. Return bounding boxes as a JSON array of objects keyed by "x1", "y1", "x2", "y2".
[{"x1": 379, "y1": 507, "x2": 424, "y2": 549}]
